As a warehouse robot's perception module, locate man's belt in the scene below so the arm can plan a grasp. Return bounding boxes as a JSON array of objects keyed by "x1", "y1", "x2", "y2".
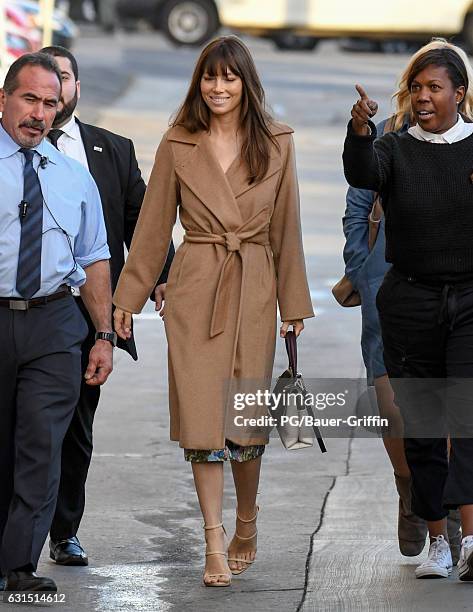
[{"x1": 0, "y1": 285, "x2": 71, "y2": 310}]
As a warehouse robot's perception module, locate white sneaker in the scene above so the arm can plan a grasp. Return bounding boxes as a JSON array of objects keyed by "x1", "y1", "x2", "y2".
[
  {"x1": 458, "y1": 535, "x2": 473, "y2": 581},
  {"x1": 415, "y1": 535, "x2": 452, "y2": 579}
]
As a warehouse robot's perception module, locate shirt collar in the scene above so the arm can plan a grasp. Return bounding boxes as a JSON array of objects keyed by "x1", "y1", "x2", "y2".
[
  {"x1": 411, "y1": 114, "x2": 465, "y2": 143},
  {"x1": 0, "y1": 122, "x2": 22, "y2": 158},
  {"x1": 0, "y1": 121, "x2": 55, "y2": 160},
  {"x1": 60, "y1": 114, "x2": 80, "y2": 140}
]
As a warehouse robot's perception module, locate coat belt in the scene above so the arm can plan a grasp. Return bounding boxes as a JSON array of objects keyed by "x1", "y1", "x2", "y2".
[{"x1": 184, "y1": 229, "x2": 270, "y2": 337}]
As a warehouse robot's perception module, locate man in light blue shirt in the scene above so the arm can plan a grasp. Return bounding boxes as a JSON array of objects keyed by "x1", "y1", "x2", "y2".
[
  {"x1": 0, "y1": 52, "x2": 114, "y2": 594},
  {"x1": 0, "y1": 120, "x2": 110, "y2": 297}
]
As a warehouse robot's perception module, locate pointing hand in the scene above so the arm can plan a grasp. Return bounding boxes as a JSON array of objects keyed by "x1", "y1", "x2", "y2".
[{"x1": 351, "y1": 84, "x2": 379, "y2": 135}]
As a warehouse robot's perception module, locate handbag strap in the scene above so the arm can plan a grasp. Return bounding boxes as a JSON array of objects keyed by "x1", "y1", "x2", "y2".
[{"x1": 285, "y1": 331, "x2": 297, "y2": 375}]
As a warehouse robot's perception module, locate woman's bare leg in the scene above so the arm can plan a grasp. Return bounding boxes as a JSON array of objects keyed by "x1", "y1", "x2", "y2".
[
  {"x1": 460, "y1": 504, "x2": 473, "y2": 536},
  {"x1": 228, "y1": 455, "x2": 262, "y2": 572},
  {"x1": 427, "y1": 518, "x2": 448, "y2": 540},
  {"x1": 191, "y1": 462, "x2": 230, "y2": 585}
]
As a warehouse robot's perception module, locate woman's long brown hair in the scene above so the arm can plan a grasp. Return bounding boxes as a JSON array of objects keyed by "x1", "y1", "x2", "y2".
[{"x1": 172, "y1": 36, "x2": 278, "y2": 183}]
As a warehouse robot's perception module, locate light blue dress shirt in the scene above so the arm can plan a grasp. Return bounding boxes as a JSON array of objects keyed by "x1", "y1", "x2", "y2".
[{"x1": 0, "y1": 123, "x2": 110, "y2": 298}]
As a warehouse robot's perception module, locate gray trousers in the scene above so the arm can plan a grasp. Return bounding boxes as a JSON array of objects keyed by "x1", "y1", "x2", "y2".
[{"x1": 0, "y1": 296, "x2": 88, "y2": 573}]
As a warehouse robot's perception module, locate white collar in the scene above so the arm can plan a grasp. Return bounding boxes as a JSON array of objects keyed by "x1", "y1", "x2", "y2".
[
  {"x1": 409, "y1": 114, "x2": 465, "y2": 143},
  {"x1": 59, "y1": 115, "x2": 80, "y2": 140}
]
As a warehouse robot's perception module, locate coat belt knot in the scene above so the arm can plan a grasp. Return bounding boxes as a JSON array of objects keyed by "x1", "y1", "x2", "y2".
[
  {"x1": 223, "y1": 232, "x2": 241, "y2": 252},
  {"x1": 184, "y1": 226, "x2": 270, "y2": 338}
]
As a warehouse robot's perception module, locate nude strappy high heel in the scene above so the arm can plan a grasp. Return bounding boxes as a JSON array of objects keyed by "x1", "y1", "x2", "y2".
[
  {"x1": 203, "y1": 523, "x2": 232, "y2": 587},
  {"x1": 227, "y1": 506, "x2": 259, "y2": 575}
]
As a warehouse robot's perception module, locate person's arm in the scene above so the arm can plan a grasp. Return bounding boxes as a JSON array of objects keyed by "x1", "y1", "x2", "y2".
[
  {"x1": 153, "y1": 241, "x2": 175, "y2": 315},
  {"x1": 343, "y1": 84, "x2": 393, "y2": 191},
  {"x1": 342, "y1": 117, "x2": 392, "y2": 288},
  {"x1": 343, "y1": 119, "x2": 385, "y2": 191},
  {"x1": 122, "y1": 138, "x2": 175, "y2": 307},
  {"x1": 75, "y1": 174, "x2": 113, "y2": 385},
  {"x1": 155, "y1": 241, "x2": 175, "y2": 286},
  {"x1": 342, "y1": 187, "x2": 376, "y2": 289},
  {"x1": 80, "y1": 260, "x2": 113, "y2": 385},
  {"x1": 114, "y1": 135, "x2": 179, "y2": 338},
  {"x1": 269, "y1": 133, "x2": 314, "y2": 338}
]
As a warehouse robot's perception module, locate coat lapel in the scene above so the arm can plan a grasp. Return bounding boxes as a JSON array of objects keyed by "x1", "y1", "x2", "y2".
[
  {"x1": 76, "y1": 118, "x2": 108, "y2": 191},
  {"x1": 168, "y1": 122, "x2": 293, "y2": 226},
  {"x1": 227, "y1": 151, "x2": 283, "y2": 199},
  {"x1": 169, "y1": 128, "x2": 242, "y2": 229},
  {"x1": 212, "y1": 122, "x2": 292, "y2": 199},
  {"x1": 228, "y1": 123, "x2": 294, "y2": 198}
]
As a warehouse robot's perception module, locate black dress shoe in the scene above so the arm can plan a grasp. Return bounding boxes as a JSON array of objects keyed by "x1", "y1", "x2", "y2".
[
  {"x1": 49, "y1": 536, "x2": 88, "y2": 566},
  {"x1": 5, "y1": 571, "x2": 57, "y2": 592}
]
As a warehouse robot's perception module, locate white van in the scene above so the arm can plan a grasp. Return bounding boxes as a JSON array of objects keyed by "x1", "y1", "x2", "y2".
[
  {"x1": 155, "y1": 0, "x2": 473, "y2": 49},
  {"x1": 218, "y1": 0, "x2": 473, "y2": 50}
]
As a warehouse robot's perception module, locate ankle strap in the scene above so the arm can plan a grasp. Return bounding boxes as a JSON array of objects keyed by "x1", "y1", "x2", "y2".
[
  {"x1": 236, "y1": 505, "x2": 259, "y2": 523},
  {"x1": 204, "y1": 522, "x2": 223, "y2": 531}
]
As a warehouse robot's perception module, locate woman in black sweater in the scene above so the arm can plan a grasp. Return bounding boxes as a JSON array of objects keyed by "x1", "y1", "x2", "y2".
[{"x1": 343, "y1": 47, "x2": 473, "y2": 581}]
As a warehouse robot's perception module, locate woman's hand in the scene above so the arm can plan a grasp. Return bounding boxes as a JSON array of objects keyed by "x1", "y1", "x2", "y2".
[
  {"x1": 280, "y1": 319, "x2": 304, "y2": 338},
  {"x1": 154, "y1": 283, "x2": 166, "y2": 318},
  {"x1": 351, "y1": 84, "x2": 378, "y2": 136},
  {"x1": 114, "y1": 307, "x2": 132, "y2": 340}
]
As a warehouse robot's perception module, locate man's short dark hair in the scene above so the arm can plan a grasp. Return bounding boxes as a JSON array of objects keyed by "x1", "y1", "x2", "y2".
[
  {"x1": 3, "y1": 52, "x2": 62, "y2": 95},
  {"x1": 40, "y1": 45, "x2": 79, "y2": 81}
]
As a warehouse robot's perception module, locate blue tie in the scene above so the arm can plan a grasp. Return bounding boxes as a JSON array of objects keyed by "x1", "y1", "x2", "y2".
[{"x1": 16, "y1": 148, "x2": 43, "y2": 299}]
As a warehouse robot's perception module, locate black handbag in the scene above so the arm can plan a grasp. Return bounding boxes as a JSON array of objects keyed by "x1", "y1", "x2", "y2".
[{"x1": 270, "y1": 331, "x2": 326, "y2": 452}]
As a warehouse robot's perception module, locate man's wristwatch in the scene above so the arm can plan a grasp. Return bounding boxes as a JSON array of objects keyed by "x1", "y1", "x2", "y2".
[{"x1": 95, "y1": 331, "x2": 117, "y2": 347}]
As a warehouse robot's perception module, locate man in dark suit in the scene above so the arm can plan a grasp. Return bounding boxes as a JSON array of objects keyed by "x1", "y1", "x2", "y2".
[{"x1": 40, "y1": 46, "x2": 174, "y2": 566}]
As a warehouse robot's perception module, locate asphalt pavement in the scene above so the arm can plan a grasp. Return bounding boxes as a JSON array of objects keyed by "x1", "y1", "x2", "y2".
[{"x1": 4, "y1": 28, "x2": 473, "y2": 612}]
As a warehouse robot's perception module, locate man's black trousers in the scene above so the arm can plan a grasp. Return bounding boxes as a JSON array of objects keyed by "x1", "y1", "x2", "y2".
[
  {"x1": 377, "y1": 267, "x2": 473, "y2": 521},
  {"x1": 50, "y1": 299, "x2": 100, "y2": 541},
  {"x1": 0, "y1": 297, "x2": 87, "y2": 572}
]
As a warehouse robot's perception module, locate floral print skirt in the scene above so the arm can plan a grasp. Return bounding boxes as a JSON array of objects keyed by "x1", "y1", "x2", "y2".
[{"x1": 184, "y1": 439, "x2": 266, "y2": 463}]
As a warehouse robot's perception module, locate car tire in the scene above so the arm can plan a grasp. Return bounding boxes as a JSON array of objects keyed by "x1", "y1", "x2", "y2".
[
  {"x1": 159, "y1": 0, "x2": 219, "y2": 46},
  {"x1": 272, "y1": 33, "x2": 319, "y2": 51}
]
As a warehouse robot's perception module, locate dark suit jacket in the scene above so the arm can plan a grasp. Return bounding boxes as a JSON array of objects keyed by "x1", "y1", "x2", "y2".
[{"x1": 76, "y1": 118, "x2": 174, "y2": 360}]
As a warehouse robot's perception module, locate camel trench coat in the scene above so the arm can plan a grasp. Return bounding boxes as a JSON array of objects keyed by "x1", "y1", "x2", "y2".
[{"x1": 113, "y1": 122, "x2": 314, "y2": 449}]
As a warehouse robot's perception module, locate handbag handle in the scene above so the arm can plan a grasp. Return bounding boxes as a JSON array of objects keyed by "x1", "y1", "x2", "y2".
[
  {"x1": 284, "y1": 331, "x2": 327, "y2": 453},
  {"x1": 285, "y1": 331, "x2": 297, "y2": 376}
]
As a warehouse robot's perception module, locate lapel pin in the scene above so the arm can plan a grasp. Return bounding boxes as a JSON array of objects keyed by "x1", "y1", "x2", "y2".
[{"x1": 94, "y1": 146, "x2": 103, "y2": 152}]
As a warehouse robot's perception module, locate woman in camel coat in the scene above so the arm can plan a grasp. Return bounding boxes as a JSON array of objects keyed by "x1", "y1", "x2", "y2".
[{"x1": 113, "y1": 36, "x2": 313, "y2": 587}]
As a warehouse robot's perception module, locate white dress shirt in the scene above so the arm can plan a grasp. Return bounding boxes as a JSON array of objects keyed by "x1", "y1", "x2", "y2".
[
  {"x1": 408, "y1": 113, "x2": 473, "y2": 144},
  {"x1": 49, "y1": 116, "x2": 91, "y2": 295},
  {"x1": 51, "y1": 115, "x2": 89, "y2": 170}
]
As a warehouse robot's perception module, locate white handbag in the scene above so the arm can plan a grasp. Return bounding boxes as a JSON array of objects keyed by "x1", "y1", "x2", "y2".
[{"x1": 270, "y1": 332, "x2": 326, "y2": 452}]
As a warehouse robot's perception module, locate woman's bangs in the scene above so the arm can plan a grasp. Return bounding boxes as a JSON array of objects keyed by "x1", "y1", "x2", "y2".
[{"x1": 203, "y1": 45, "x2": 241, "y2": 78}]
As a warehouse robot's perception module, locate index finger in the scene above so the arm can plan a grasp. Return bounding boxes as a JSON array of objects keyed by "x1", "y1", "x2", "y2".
[
  {"x1": 355, "y1": 84, "x2": 368, "y2": 100},
  {"x1": 123, "y1": 312, "x2": 132, "y2": 335},
  {"x1": 114, "y1": 310, "x2": 132, "y2": 339}
]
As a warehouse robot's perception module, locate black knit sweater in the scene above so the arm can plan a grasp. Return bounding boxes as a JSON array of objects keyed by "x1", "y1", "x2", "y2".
[{"x1": 343, "y1": 120, "x2": 473, "y2": 280}]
